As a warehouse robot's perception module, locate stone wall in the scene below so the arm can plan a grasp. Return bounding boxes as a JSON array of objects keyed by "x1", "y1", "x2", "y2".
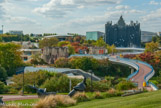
[
  {"x1": 42, "y1": 47, "x2": 69, "y2": 64},
  {"x1": 89, "y1": 47, "x2": 107, "y2": 55}
]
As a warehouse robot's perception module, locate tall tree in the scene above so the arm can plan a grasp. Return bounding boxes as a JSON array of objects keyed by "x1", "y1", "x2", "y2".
[
  {"x1": 0, "y1": 43, "x2": 23, "y2": 76},
  {"x1": 94, "y1": 37, "x2": 107, "y2": 47},
  {"x1": 39, "y1": 37, "x2": 59, "y2": 48},
  {"x1": 145, "y1": 41, "x2": 159, "y2": 53}
]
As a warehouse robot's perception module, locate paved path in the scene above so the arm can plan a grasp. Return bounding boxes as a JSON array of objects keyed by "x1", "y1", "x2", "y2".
[
  {"x1": 0, "y1": 95, "x2": 38, "y2": 102},
  {"x1": 130, "y1": 63, "x2": 152, "y2": 89}
]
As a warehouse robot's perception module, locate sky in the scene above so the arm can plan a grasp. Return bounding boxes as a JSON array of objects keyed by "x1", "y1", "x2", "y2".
[{"x1": 0, "y1": 0, "x2": 161, "y2": 34}]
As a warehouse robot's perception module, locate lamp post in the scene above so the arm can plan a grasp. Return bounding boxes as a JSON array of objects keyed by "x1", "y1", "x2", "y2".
[{"x1": 88, "y1": 70, "x2": 93, "y2": 92}]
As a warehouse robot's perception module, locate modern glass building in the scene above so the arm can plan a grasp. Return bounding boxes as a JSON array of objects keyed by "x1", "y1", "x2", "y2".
[
  {"x1": 86, "y1": 31, "x2": 104, "y2": 41},
  {"x1": 0, "y1": 30, "x2": 3, "y2": 34}
]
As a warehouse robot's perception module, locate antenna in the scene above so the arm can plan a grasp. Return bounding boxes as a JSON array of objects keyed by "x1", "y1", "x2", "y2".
[{"x1": 2, "y1": 25, "x2": 3, "y2": 34}]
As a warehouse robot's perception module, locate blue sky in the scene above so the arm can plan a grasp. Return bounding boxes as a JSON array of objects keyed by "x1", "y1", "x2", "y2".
[{"x1": 0, "y1": 0, "x2": 161, "y2": 34}]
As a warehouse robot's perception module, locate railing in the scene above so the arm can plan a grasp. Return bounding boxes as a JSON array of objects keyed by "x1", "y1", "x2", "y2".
[
  {"x1": 121, "y1": 57, "x2": 157, "y2": 90},
  {"x1": 109, "y1": 57, "x2": 139, "y2": 80},
  {"x1": 149, "y1": 82, "x2": 158, "y2": 91}
]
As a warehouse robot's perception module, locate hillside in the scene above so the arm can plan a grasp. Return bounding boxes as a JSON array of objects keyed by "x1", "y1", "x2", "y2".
[{"x1": 70, "y1": 90, "x2": 161, "y2": 108}]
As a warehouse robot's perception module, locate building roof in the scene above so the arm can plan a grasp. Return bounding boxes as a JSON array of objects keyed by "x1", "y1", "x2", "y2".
[
  {"x1": 44, "y1": 35, "x2": 74, "y2": 38},
  {"x1": 20, "y1": 49, "x2": 41, "y2": 52}
]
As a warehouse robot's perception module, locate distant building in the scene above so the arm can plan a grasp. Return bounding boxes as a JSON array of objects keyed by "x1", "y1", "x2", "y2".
[
  {"x1": 105, "y1": 16, "x2": 141, "y2": 47},
  {"x1": 86, "y1": 31, "x2": 104, "y2": 41},
  {"x1": 42, "y1": 47, "x2": 69, "y2": 64},
  {"x1": 0, "y1": 30, "x2": 3, "y2": 34},
  {"x1": 20, "y1": 49, "x2": 41, "y2": 62},
  {"x1": 31, "y1": 33, "x2": 42, "y2": 37},
  {"x1": 44, "y1": 35, "x2": 74, "y2": 41},
  {"x1": 9, "y1": 30, "x2": 23, "y2": 35},
  {"x1": 141, "y1": 31, "x2": 157, "y2": 43}
]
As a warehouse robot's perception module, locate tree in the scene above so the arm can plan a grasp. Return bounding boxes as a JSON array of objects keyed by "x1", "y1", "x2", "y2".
[
  {"x1": 31, "y1": 54, "x2": 47, "y2": 65},
  {"x1": 0, "y1": 66, "x2": 7, "y2": 83},
  {"x1": 0, "y1": 43, "x2": 23, "y2": 76},
  {"x1": 39, "y1": 37, "x2": 59, "y2": 48},
  {"x1": 68, "y1": 45, "x2": 75, "y2": 55},
  {"x1": 57, "y1": 41, "x2": 70, "y2": 47},
  {"x1": 94, "y1": 38, "x2": 106, "y2": 47},
  {"x1": 107, "y1": 44, "x2": 117, "y2": 54},
  {"x1": 145, "y1": 41, "x2": 159, "y2": 53}
]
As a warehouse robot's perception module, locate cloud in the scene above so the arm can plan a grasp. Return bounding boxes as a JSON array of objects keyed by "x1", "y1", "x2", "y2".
[
  {"x1": 0, "y1": 0, "x2": 6, "y2": 18},
  {"x1": 149, "y1": 1, "x2": 160, "y2": 5},
  {"x1": 51, "y1": 7, "x2": 144, "y2": 34},
  {"x1": 115, "y1": 5, "x2": 129, "y2": 10},
  {"x1": 33, "y1": 0, "x2": 121, "y2": 18},
  {"x1": 141, "y1": 8, "x2": 161, "y2": 21}
]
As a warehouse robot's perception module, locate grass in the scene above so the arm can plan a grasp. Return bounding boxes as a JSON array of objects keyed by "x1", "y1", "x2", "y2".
[
  {"x1": 5, "y1": 90, "x2": 161, "y2": 108},
  {"x1": 69, "y1": 90, "x2": 161, "y2": 108},
  {"x1": 5, "y1": 99, "x2": 39, "y2": 108}
]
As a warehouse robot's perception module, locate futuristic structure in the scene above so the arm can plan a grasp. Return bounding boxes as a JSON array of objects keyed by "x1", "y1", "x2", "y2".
[
  {"x1": 0, "y1": 97, "x2": 4, "y2": 106},
  {"x1": 105, "y1": 16, "x2": 141, "y2": 47},
  {"x1": 68, "y1": 77, "x2": 87, "y2": 97},
  {"x1": 28, "y1": 85, "x2": 56, "y2": 97}
]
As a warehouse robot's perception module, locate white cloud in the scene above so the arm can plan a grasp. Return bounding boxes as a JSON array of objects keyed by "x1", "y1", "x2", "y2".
[
  {"x1": 33, "y1": 0, "x2": 121, "y2": 18},
  {"x1": 149, "y1": 1, "x2": 159, "y2": 5},
  {"x1": 142, "y1": 8, "x2": 161, "y2": 21},
  {"x1": 115, "y1": 5, "x2": 129, "y2": 10}
]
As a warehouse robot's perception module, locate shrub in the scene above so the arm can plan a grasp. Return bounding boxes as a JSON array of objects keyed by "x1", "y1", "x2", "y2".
[
  {"x1": 0, "y1": 66, "x2": 7, "y2": 83},
  {"x1": 54, "y1": 57, "x2": 70, "y2": 68},
  {"x1": 0, "y1": 81, "x2": 5, "y2": 94},
  {"x1": 10, "y1": 70, "x2": 61, "y2": 93},
  {"x1": 73, "y1": 92, "x2": 89, "y2": 102},
  {"x1": 34, "y1": 95, "x2": 76, "y2": 108},
  {"x1": 105, "y1": 88, "x2": 123, "y2": 97},
  {"x1": 41, "y1": 75, "x2": 69, "y2": 93},
  {"x1": 116, "y1": 81, "x2": 135, "y2": 91},
  {"x1": 94, "y1": 91, "x2": 104, "y2": 99}
]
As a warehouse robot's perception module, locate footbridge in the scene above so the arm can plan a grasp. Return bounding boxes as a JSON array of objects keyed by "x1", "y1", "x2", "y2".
[{"x1": 69, "y1": 54, "x2": 158, "y2": 91}]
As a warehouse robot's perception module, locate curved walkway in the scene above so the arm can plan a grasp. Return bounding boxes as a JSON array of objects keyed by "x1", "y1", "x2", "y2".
[{"x1": 70, "y1": 54, "x2": 157, "y2": 91}]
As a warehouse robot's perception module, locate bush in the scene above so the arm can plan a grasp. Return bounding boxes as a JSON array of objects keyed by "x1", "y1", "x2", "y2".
[
  {"x1": 73, "y1": 92, "x2": 89, "y2": 102},
  {"x1": 41, "y1": 75, "x2": 70, "y2": 93},
  {"x1": 0, "y1": 66, "x2": 7, "y2": 83},
  {"x1": 105, "y1": 88, "x2": 123, "y2": 97},
  {"x1": 116, "y1": 81, "x2": 135, "y2": 91},
  {"x1": 94, "y1": 91, "x2": 104, "y2": 99},
  {"x1": 0, "y1": 81, "x2": 5, "y2": 94},
  {"x1": 10, "y1": 70, "x2": 60, "y2": 93},
  {"x1": 34, "y1": 95, "x2": 76, "y2": 108},
  {"x1": 54, "y1": 57, "x2": 70, "y2": 68}
]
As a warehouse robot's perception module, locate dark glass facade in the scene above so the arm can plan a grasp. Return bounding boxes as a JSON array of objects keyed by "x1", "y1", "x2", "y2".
[{"x1": 105, "y1": 16, "x2": 141, "y2": 47}]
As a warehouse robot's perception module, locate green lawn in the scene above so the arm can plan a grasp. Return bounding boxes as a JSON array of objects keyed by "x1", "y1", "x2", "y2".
[
  {"x1": 6, "y1": 99, "x2": 39, "y2": 108},
  {"x1": 5, "y1": 90, "x2": 161, "y2": 108},
  {"x1": 69, "y1": 90, "x2": 161, "y2": 108}
]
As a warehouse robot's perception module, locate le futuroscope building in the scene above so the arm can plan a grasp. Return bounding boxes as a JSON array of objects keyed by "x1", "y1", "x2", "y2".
[{"x1": 105, "y1": 16, "x2": 141, "y2": 47}]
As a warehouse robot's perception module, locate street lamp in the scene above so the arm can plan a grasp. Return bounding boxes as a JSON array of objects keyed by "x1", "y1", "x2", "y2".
[{"x1": 88, "y1": 70, "x2": 93, "y2": 92}]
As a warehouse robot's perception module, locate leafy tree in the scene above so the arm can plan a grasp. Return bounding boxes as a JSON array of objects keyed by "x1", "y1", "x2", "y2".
[
  {"x1": 107, "y1": 44, "x2": 117, "y2": 54},
  {"x1": 39, "y1": 37, "x2": 59, "y2": 48},
  {"x1": 0, "y1": 43, "x2": 23, "y2": 76},
  {"x1": 94, "y1": 38, "x2": 106, "y2": 47},
  {"x1": 11, "y1": 70, "x2": 60, "y2": 93},
  {"x1": 68, "y1": 45, "x2": 75, "y2": 55},
  {"x1": 31, "y1": 54, "x2": 47, "y2": 65},
  {"x1": 0, "y1": 81, "x2": 5, "y2": 94},
  {"x1": 0, "y1": 66, "x2": 7, "y2": 83},
  {"x1": 54, "y1": 57, "x2": 69, "y2": 68},
  {"x1": 57, "y1": 41, "x2": 70, "y2": 47},
  {"x1": 145, "y1": 41, "x2": 159, "y2": 52}
]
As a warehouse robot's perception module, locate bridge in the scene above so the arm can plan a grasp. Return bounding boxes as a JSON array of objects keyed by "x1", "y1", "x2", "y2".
[{"x1": 69, "y1": 54, "x2": 158, "y2": 91}]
